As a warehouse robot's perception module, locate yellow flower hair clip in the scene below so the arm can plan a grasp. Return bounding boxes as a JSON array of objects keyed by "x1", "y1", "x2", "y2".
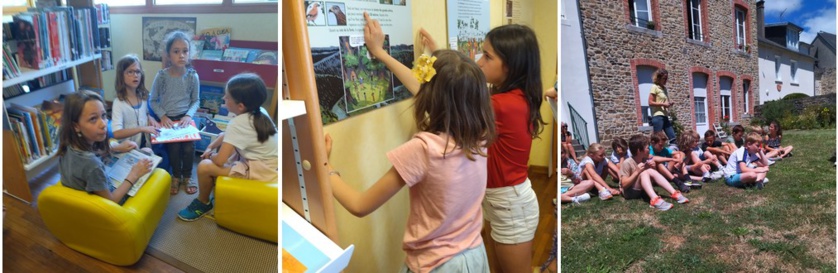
[{"x1": 412, "y1": 54, "x2": 437, "y2": 84}]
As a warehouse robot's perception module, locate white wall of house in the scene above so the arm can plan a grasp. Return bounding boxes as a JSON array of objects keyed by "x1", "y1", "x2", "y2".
[
  {"x1": 559, "y1": 0, "x2": 598, "y2": 143},
  {"x1": 757, "y1": 43, "x2": 816, "y2": 103}
]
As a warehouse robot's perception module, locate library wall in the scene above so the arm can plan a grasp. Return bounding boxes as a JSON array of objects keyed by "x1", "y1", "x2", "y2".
[
  {"x1": 323, "y1": 0, "x2": 555, "y2": 271},
  {"x1": 101, "y1": 13, "x2": 278, "y2": 102}
]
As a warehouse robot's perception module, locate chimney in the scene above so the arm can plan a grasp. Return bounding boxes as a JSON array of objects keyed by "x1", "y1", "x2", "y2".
[{"x1": 757, "y1": 0, "x2": 765, "y2": 39}]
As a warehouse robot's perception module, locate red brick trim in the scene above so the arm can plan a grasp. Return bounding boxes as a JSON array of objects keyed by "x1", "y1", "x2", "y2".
[
  {"x1": 689, "y1": 66, "x2": 713, "y2": 130},
  {"x1": 741, "y1": 75, "x2": 755, "y2": 115},
  {"x1": 631, "y1": 59, "x2": 666, "y2": 125},
  {"x1": 623, "y1": 0, "x2": 661, "y2": 30},
  {"x1": 682, "y1": 0, "x2": 711, "y2": 42},
  {"x1": 733, "y1": 0, "x2": 751, "y2": 50},
  {"x1": 716, "y1": 70, "x2": 737, "y2": 124}
]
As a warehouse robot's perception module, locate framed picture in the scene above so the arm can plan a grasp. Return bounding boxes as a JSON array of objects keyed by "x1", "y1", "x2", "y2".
[{"x1": 142, "y1": 17, "x2": 197, "y2": 61}]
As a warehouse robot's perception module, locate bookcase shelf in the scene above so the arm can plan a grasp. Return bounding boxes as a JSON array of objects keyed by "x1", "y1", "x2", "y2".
[{"x1": 3, "y1": 54, "x2": 101, "y2": 87}]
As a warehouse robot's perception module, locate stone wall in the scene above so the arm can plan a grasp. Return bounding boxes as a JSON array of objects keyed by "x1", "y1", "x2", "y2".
[
  {"x1": 578, "y1": 0, "x2": 759, "y2": 148},
  {"x1": 754, "y1": 93, "x2": 836, "y2": 117},
  {"x1": 818, "y1": 68, "x2": 836, "y2": 95}
]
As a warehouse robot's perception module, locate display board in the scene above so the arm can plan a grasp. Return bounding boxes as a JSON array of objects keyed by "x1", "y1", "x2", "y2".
[
  {"x1": 446, "y1": 0, "x2": 490, "y2": 61},
  {"x1": 306, "y1": 0, "x2": 413, "y2": 125}
]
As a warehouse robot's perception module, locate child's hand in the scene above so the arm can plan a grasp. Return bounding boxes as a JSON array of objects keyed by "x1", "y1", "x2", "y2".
[
  {"x1": 325, "y1": 133, "x2": 333, "y2": 158},
  {"x1": 114, "y1": 140, "x2": 138, "y2": 153},
  {"x1": 141, "y1": 126, "x2": 159, "y2": 136},
  {"x1": 363, "y1": 12, "x2": 386, "y2": 58},
  {"x1": 127, "y1": 158, "x2": 153, "y2": 183},
  {"x1": 544, "y1": 88, "x2": 558, "y2": 100},
  {"x1": 200, "y1": 149, "x2": 214, "y2": 160},
  {"x1": 179, "y1": 116, "x2": 193, "y2": 127},
  {"x1": 148, "y1": 117, "x2": 160, "y2": 128},
  {"x1": 418, "y1": 28, "x2": 438, "y2": 53},
  {"x1": 160, "y1": 116, "x2": 174, "y2": 128}
]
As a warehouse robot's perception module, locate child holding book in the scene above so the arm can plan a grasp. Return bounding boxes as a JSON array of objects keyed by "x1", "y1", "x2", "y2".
[
  {"x1": 58, "y1": 91, "x2": 152, "y2": 205},
  {"x1": 620, "y1": 134, "x2": 688, "y2": 211},
  {"x1": 178, "y1": 73, "x2": 278, "y2": 221},
  {"x1": 150, "y1": 31, "x2": 200, "y2": 195},
  {"x1": 702, "y1": 130, "x2": 731, "y2": 165},
  {"x1": 111, "y1": 54, "x2": 159, "y2": 149}
]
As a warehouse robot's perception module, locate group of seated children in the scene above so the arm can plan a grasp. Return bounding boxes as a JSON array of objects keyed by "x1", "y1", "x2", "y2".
[
  {"x1": 57, "y1": 41, "x2": 278, "y2": 222},
  {"x1": 560, "y1": 123, "x2": 791, "y2": 211}
]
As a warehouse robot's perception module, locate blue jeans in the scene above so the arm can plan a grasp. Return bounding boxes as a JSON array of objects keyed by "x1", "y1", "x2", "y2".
[{"x1": 651, "y1": 115, "x2": 676, "y2": 144}]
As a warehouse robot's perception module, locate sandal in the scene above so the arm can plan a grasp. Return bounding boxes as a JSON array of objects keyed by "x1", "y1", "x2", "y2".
[
  {"x1": 171, "y1": 178, "x2": 180, "y2": 195},
  {"x1": 183, "y1": 176, "x2": 198, "y2": 195}
]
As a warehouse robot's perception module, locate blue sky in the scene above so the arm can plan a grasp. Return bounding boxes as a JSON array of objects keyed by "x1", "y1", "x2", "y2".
[{"x1": 764, "y1": 0, "x2": 836, "y2": 43}]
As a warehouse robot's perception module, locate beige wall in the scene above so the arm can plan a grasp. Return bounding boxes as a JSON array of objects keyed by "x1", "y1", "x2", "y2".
[
  {"x1": 102, "y1": 13, "x2": 278, "y2": 101},
  {"x1": 325, "y1": 0, "x2": 556, "y2": 271}
]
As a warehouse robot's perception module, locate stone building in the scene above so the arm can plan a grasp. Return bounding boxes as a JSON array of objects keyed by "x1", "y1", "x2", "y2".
[
  {"x1": 569, "y1": 0, "x2": 760, "y2": 148},
  {"x1": 809, "y1": 31, "x2": 836, "y2": 95}
]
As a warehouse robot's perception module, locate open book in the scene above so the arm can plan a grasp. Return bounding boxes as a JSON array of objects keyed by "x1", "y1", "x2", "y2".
[
  {"x1": 151, "y1": 120, "x2": 201, "y2": 144},
  {"x1": 104, "y1": 149, "x2": 162, "y2": 196}
]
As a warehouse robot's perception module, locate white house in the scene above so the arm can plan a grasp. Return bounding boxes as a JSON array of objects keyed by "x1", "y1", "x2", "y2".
[
  {"x1": 559, "y1": 0, "x2": 597, "y2": 147},
  {"x1": 757, "y1": 22, "x2": 816, "y2": 103}
]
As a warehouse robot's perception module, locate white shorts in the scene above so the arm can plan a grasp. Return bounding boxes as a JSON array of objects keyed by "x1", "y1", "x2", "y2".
[
  {"x1": 482, "y1": 178, "x2": 540, "y2": 244},
  {"x1": 399, "y1": 244, "x2": 488, "y2": 273}
]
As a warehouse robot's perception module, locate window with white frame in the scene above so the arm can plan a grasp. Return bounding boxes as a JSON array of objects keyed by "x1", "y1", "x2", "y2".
[
  {"x1": 719, "y1": 77, "x2": 732, "y2": 122},
  {"x1": 743, "y1": 80, "x2": 750, "y2": 114},
  {"x1": 687, "y1": 0, "x2": 702, "y2": 41},
  {"x1": 637, "y1": 65, "x2": 657, "y2": 125},
  {"x1": 93, "y1": 0, "x2": 145, "y2": 6},
  {"x1": 775, "y1": 55, "x2": 782, "y2": 81},
  {"x1": 694, "y1": 97, "x2": 707, "y2": 124},
  {"x1": 790, "y1": 60, "x2": 798, "y2": 83},
  {"x1": 787, "y1": 29, "x2": 799, "y2": 50},
  {"x1": 692, "y1": 72, "x2": 709, "y2": 130},
  {"x1": 735, "y1": 8, "x2": 746, "y2": 48},
  {"x1": 630, "y1": 0, "x2": 653, "y2": 28}
]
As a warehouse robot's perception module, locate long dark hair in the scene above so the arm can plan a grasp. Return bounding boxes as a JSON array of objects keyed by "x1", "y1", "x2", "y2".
[
  {"x1": 225, "y1": 73, "x2": 277, "y2": 143},
  {"x1": 114, "y1": 54, "x2": 149, "y2": 101},
  {"x1": 414, "y1": 50, "x2": 495, "y2": 161},
  {"x1": 485, "y1": 24, "x2": 545, "y2": 139},
  {"x1": 57, "y1": 90, "x2": 110, "y2": 156}
]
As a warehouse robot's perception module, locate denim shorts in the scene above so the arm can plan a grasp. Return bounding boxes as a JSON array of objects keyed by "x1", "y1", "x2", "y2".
[
  {"x1": 725, "y1": 174, "x2": 744, "y2": 188},
  {"x1": 482, "y1": 179, "x2": 540, "y2": 244},
  {"x1": 399, "y1": 244, "x2": 488, "y2": 273}
]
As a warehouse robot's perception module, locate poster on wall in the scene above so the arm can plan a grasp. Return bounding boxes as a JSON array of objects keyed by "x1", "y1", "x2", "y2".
[
  {"x1": 447, "y1": 0, "x2": 490, "y2": 61},
  {"x1": 142, "y1": 17, "x2": 197, "y2": 61},
  {"x1": 307, "y1": 0, "x2": 413, "y2": 125}
]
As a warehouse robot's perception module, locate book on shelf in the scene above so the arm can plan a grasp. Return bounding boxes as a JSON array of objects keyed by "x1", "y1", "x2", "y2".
[
  {"x1": 6, "y1": 107, "x2": 41, "y2": 159},
  {"x1": 8, "y1": 103, "x2": 50, "y2": 156},
  {"x1": 9, "y1": 117, "x2": 34, "y2": 163},
  {"x1": 197, "y1": 27, "x2": 231, "y2": 51},
  {"x1": 12, "y1": 13, "x2": 46, "y2": 69},
  {"x1": 200, "y1": 50, "x2": 223, "y2": 61},
  {"x1": 222, "y1": 47, "x2": 250, "y2": 62},
  {"x1": 103, "y1": 148, "x2": 162, "y2": 197},
  {"x1": 6, "y1": 5, "x2": 102, "y2": 72},
  {"x1": 246, "y1": 49, "x2": 278, "y2": 65},
  {"x1": 199, "y1": 84, "x2": 225, "y2": 114}
]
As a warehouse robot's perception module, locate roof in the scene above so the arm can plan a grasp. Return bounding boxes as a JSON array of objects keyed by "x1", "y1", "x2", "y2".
[
  {"x1": 814, "y1": 31, "x2": 836, "y2": 54},
  {"x1": 758, "y1": 37, "x2": 817, "y2": 60},
  {"x1": 765, "y1": 22, "x2": 805, "y2": 32}
]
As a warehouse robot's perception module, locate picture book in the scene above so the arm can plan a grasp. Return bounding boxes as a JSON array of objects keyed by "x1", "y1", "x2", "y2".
[
  {"x1": 104, "y1": 149, "x2": 162, "y2": 196},
  {"x1": 245, "y1": 49, "x2": 278, "y2": 65},
  {"x1": 199, "y1": 84, "x2": 225, "y2": 114},
  {"x1": 198, "y1": 27, "x2": 231, "y2": 51},
  {"x1": 200, "y1": 50, "x2": 222, "y2": 61},
  {"x1": 150, "y1": 120, "x2": 201, "y2": 144},
  {"x1": 191, "y1": 39, "x2": 204, "y2": 59},
  {"x1": 222, "y1": 47, "x2": 250, "y2": 62}
]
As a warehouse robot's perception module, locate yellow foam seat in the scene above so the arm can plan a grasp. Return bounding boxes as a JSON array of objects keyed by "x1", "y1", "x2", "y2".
[
  {"x1": 214, "y1": 176, "x2": 277, "y2": 243},
  {"x1": 37, "y1": 169, "x2": 171, "y2": 266}
]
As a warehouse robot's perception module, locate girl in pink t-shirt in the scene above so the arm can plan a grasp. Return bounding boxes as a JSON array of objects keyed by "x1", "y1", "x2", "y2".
[{"x1": 322, "y1": 13, "x2": 495, "y2": 273}]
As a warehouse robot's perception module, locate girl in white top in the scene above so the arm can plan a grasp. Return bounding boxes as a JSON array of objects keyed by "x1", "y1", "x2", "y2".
[
  {"x1": 111, "y1": 55, "x2": 159, "y2": 149},
  {"x1": 177, "y1": 73, "x2": 277, "y2": 221}
]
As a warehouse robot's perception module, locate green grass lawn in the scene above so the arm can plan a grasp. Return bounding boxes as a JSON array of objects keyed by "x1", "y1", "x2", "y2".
[{"x1": 560, "y1": 129, "x2": 836, "y2": 272}]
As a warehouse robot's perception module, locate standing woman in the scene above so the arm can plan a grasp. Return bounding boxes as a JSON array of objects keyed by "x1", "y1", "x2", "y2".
[{"x1": 648, "y1": 69, "x2": 676, "y2": 145}]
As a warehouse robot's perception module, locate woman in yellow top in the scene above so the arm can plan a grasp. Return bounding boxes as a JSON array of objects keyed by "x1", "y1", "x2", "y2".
[{"x1": 648, "y1": 69, "x2": 676, "y2": 145}]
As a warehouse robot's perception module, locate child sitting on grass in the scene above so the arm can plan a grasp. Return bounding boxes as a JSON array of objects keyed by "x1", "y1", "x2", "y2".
[
  {"x1": 764, "y1": 121, "x2": 794, "y2": 160},
  {"x1": 649, "y1": 131, "x2": 690, "y2": 193},
  {"x1": 723, "y1": 132, "x2": 771, "y2": 189},
  {"x1": 560, "y1": 148, "x2": 594, "y2": 205},
  {"x1": 620, "y1": 134, "x2": 688, "y2": 211},
  {"x1": 724, "y1": 125, "x2": 746, "y2": 151},
  {"x1": 677, "y1": 130, "x2": 712, "y2": 186},
  {"x1": 702, "y1": 130, "x2": 731, "y2": 165},
  {"x1": 577, "y1": 143, "x2": 621, "y2": 200},
  {"x1": 606, "y1": 137, "x2": 631, "y2": 182}
]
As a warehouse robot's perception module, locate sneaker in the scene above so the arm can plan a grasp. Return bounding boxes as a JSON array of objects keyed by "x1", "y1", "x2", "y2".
[
  {"x1": 671, "y1": 191, "x2": 689, "y2": 204},
  {"x1": 687, "y1": 180, "x2": 704, "y2": 188},
  {"x1": 711, "y1": 171, "x2": 724, "y2": 180},
  {"x1": 598, "y1": 189, "x2": 613, "y2": 200},
  {"x1": 177, "y1": 198, "x2": 214, "y2": 221},
  {"x1": 768, "y1": 160, "x2": 776, "y2": 166},
  {"x1": 571, "y1": 193, "x2": 591, "y2": 205},
  {"x1": 770, "y1": 157, "x2": 783, "y2": 161},
  {"x1": 762, "y1": 178, "x2": 769, "y2": 184},
  {"x1": 756, "y1": 180, "x2": 765, "y2": 190},
  {"x1": 702, "y1": 176, "x2": 712, "y2": 183},
  {"x1": 650, "y1": 197, "x2": 673, "y2": 211}
]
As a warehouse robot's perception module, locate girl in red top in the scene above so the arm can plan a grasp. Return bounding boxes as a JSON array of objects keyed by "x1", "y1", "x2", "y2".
[{"x1": 478, "y1": 24, "x2": 547, "y2": 273}]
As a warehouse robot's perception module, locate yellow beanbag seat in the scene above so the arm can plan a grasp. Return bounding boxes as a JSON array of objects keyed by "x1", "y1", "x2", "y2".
[
  {"x1": 214, "y1": 176, "x2": 278, "y2": 243},
  {"x1": 37, "y1": 169, "x2": 171, "y2": 266}
]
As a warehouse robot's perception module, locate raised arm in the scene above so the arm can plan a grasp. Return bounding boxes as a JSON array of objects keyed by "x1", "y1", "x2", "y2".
[{"x1": 364, "y1": 12, "x2": 420, "y2": 95}]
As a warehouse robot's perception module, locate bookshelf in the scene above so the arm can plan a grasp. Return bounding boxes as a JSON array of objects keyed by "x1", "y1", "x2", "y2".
[{"x1": 2, "y1": 2, "x2": 107, "y2": 204}]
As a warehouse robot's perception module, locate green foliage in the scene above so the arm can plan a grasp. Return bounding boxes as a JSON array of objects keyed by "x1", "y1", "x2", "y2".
[
  {"x1": 669, "y1": 112, "x2": 684, "y2": 136},
  {"x1": 757, "y1": 99, "x2": 793, "y2": 125},
  {"x1": 778, "y1": 104, "x2": 836, "y2": 130},
  {"x1": 783, "y1": 93, "x2": 810, "y2": 100}
]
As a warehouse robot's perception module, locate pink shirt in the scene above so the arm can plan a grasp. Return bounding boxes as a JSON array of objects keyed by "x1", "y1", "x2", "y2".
[{"x1": 387, "y1": 132, "x2": 486, "y2": 273}]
